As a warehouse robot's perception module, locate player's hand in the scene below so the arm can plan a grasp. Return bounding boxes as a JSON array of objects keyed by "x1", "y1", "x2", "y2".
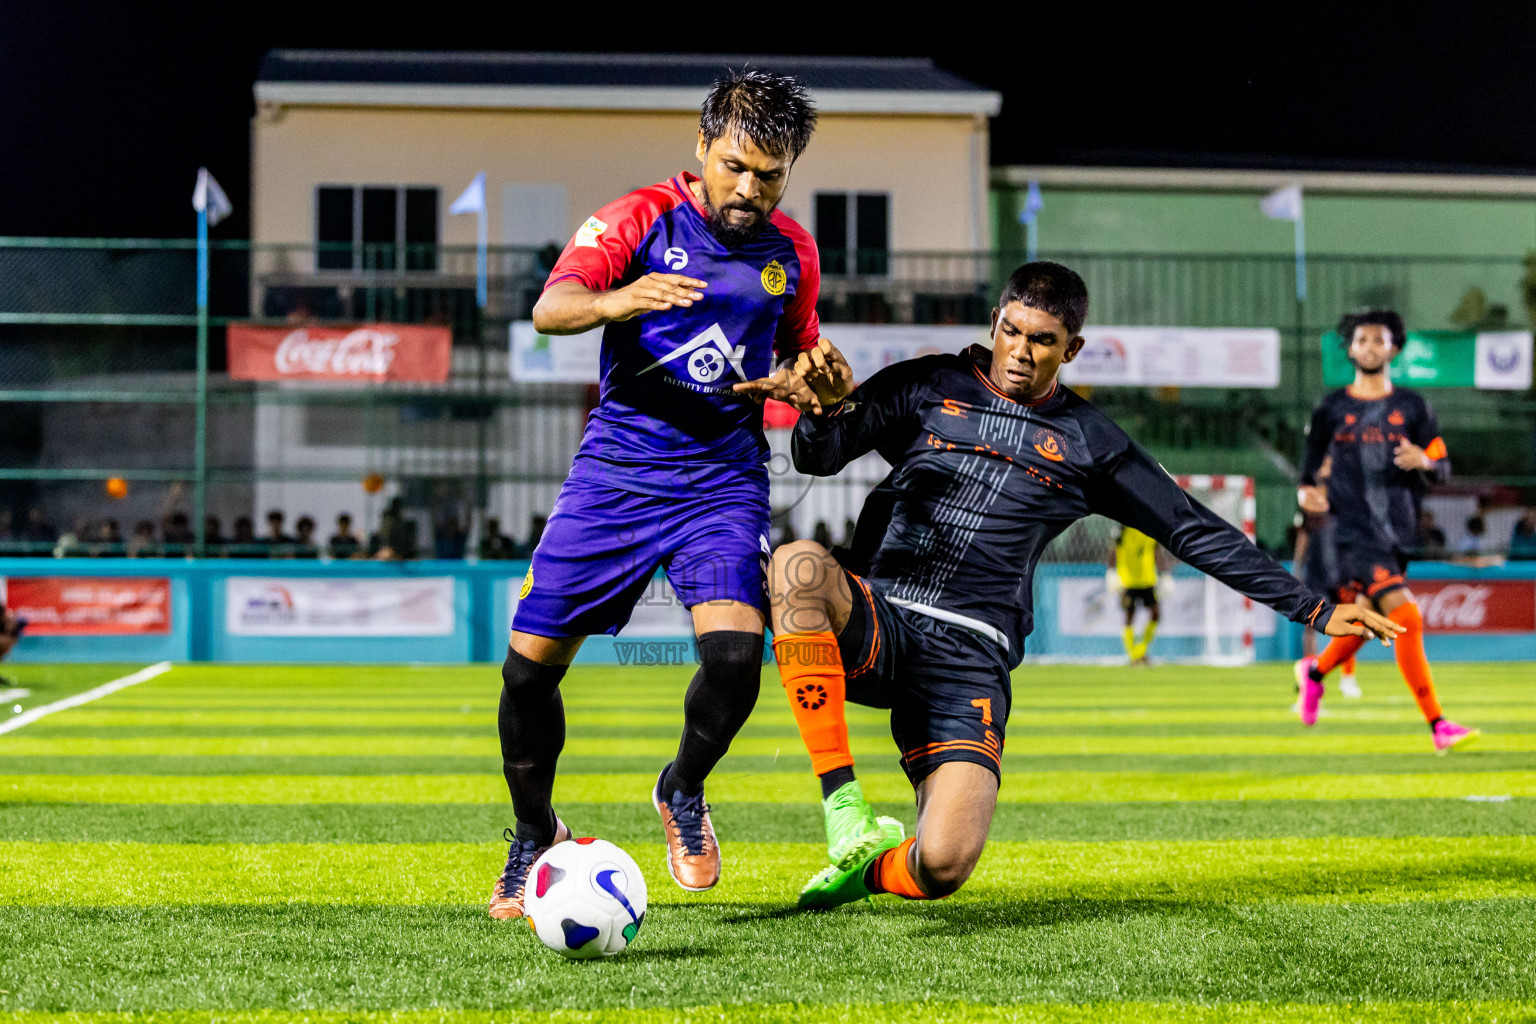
[
  {"x1": 1393, "y1": 440, "x2": 1433, "y2": 471},
  {"x1": 1297, "y1": 484, "x2": 1329, "y2": 515},
  {"x1": 600, "y1": 273, "x2": 706, "y2": 322},
  {"x1": 732, "y1": 365, "x2": 825, "y2": 414},
  {"x1": 792, "y1": 338, "x2": 855, "y2": 408},
  {"x1": 1323, "y1": 602, "x2": 1405, "y2": 646}
]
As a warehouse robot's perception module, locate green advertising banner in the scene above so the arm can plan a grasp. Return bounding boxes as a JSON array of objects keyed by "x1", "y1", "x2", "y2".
[{"x1": 1320, "y1": 330, "x2": 1533, "y2": 389}]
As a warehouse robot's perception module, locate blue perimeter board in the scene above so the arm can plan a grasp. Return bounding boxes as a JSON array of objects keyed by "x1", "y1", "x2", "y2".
[{"x1": 2, "y1": 557, "x2": 1533, "y2": 664}]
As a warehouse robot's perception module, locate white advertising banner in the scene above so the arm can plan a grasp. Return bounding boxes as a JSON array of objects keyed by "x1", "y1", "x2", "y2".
[
  {"x1": 226, "y1": 577, "x2": 457, "y2": 637},
  {"x1": 1055, "y1": 576, "x2": 1276, "y2": 637},
  {"x1": 1474, "y1": 331, "x2": 1534, "y2": 390},
  {"x1": 1061, "y1": 327, "x2": 1281, "y2": 388},
  {"x1": 511, "y1": 321, "x2": 1278, "y2": 388}
]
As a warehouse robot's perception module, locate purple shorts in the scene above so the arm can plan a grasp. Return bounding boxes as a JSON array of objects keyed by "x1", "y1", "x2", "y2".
[{"x1": 511, "y1": 472, "x2": 771, "y2": 639}]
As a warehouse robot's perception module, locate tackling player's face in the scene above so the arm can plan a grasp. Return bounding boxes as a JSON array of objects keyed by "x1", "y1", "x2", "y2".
[
  {"x1": 695, "y1": 131, "x2": 792, "y2": 245},
  {"x1": 989, "y1": 302, "x2": 1084, "y2": 401},
  {"x1": 1348, "y1": 324, "x2": 1395, "y2": 374}
]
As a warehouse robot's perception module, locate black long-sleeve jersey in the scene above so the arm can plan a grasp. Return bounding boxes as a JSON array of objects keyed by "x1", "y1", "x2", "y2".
[
  {"x1": 794, "y1": 345, "x2": 1335, "y2": 666},
  {"x1": 1300, "y1": 386, "x2": 1449, "y2": 555}
]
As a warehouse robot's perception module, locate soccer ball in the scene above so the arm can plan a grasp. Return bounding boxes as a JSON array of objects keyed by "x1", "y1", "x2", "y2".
[{"x1": 523, "y1": 838, "x2": 648, "y2": 959}]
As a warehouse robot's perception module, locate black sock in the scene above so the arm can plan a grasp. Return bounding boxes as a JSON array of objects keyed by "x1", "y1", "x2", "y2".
[
  {"x1": 819, "y1": 765, "x2": 857, "y2": 800},
  {"x1": 499, "y1": 646, "x2": 569, "y2": 845},
  {"x1": 1429, "y1": 715, "x2": 1445, "y2": 731},
  {"x1": 665, "y1": 631, "x2": 764, "y2": 796}
]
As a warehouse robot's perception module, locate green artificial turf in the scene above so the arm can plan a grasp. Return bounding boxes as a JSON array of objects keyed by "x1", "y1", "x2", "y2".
[{"x1": 1, "y1": 660, "x2": 1532, "y2": 1022}]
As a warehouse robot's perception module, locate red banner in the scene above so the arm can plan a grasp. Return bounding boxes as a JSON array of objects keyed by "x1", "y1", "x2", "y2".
[
  {"x1": 226, "y1": 324, "x2": 452, "y2": 382},
  {"x1": 1410, "y1": 579, "x2": 1536, "y2": 633},
  {"x1": 3, "y1": 577, "x2": 172, "y2": 635}
]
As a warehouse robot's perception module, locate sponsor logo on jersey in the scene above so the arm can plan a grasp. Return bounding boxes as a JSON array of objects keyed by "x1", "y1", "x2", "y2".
[
  {"x1": 1344, "y1": 413, "x2": 1357, "y2": 425},
  {"x1": 761, "y1": 260, "x2": 787, "y2": 296},
  {"x1": 941, "y1": 398, "x2": 970, "y2": 418},
  {"x1": 1032, "y1": 428, "x2": 1067, "y2": 462},
  {"x1": 519, "y1": 566, "x2": 534, "y2": 600},
  {"x1": 1388, "y1": 409, "x2": 1405, "y2": 425},
  {"x1": 663, "y1": 247, "x2": 688, "y2": 271},
  {"x1": 574, "y1": 216, "x2": 608, "y2": 248},
  {"x1": 637, "y1": 322, "x2": 748, "y2": 384}
]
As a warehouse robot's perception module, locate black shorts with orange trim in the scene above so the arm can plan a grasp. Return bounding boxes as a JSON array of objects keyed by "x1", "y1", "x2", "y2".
[
  {"x1": 1337, "y1": 541, "x2": 1410, "y2": 601},
  {"x1": 835, "y1": 570, "x2": 1012, "y2": 786}
]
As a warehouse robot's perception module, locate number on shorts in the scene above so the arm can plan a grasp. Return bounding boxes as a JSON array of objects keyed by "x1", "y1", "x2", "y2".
[{"x1": 971, "y1": 698, "x2": 992, "y2": 725}]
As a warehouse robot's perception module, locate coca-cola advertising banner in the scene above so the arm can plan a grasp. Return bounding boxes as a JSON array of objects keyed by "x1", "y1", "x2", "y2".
[
  {"x1": 0, "y1": 577, "x2": 171, "y2": 635},
  {"x1": 227, "y1": 324, "x2": 452, "y2": 383},
  {"x1": 1410, "y1": 579, "x2": 1536, "y2": 633}
]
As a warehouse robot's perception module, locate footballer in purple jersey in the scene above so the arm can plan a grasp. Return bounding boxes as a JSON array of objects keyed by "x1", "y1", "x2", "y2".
[
  {"x1": 490, "y1": 70, "x2": 827, "y2": 919},
  {"x1": 762, "y1": 262, "x2": 1406, "y2": 911}
]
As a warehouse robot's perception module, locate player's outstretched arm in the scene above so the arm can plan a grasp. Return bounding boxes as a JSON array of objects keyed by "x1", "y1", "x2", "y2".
[
  {"x1": 788, "y1": 357, "x2": 927, "y2": 477},
  {"x1": 733, "y1": 338, "x2": 855, "y2": 414},
  {"x1": 1324, "y1": 603, "x2": 1405, "y2": 645},
  {"x1": 1088, "y1": 440, "x2": 1358, "y2": 636},
  {"x1": 531, "y1": 275, "x2": 707, "y2": 335}
]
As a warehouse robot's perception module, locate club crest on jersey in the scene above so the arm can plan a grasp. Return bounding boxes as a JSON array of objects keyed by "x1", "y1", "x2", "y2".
[
  {"x1": 761, "y1": 260, "x2": 787, "y2": 296},
  {"x1": 664, "y1": 247, "x2": 688, "y2": 271},
  {"x1": 574, "y1": 216, "x2": 608, "y2": 248},
  {"x1": 1032, "y1": 428, "x2": 1067, "y2": 462},
  {"x1": 1388, "y1": 409, "x2": 1405, "y2": 425},
  {"x1": 637, "y1": 322, "x2": 748, "y2": 384}
]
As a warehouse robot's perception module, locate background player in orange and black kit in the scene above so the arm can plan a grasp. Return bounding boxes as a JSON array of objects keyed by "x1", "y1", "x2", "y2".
[
  {"x1": 761, "y1": 263, "x2": 1405, "y2": 909},
  {"x1": 1294, "y1": 309, "x2": 1477, "y2": 752}
]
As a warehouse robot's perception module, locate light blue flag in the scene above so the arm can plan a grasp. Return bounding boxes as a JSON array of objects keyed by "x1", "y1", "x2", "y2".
[{"x1": 1019, "y1": 180, "x2": 1044, "y2": 224}]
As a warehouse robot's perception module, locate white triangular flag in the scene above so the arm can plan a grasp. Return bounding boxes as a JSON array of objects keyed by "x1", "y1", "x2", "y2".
[
  {"x1": 1260, "y1": 183, "x2": 1302, "y2": 222},
  {"x1": 192, "y1": 167, "x2": 233, "y2": 227},
  {"x1": 449, "y1": 172, "x2": 487, "y2": 215}
]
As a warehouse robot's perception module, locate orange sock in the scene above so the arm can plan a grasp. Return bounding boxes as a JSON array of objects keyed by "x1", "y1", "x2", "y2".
[
  {"x1": 1342, "y1": 654, "x2": 1357, "y2": 675},
  {"x1": 772, "y1": 631, "x2": 853, "y2": 775},
  {"x1": 868, "y1": 837, "x2": 930, "y2": 899},
  {"x1": 1316, "y1": 633, "x2": 1366, "y2": 677},
  {"x1": 1389, "y1": 602, "x2": 1443, "y2": 722}
]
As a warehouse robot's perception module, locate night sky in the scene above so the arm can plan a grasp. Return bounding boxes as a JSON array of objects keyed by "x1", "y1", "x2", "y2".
[{"x1": 5, "y1": 4, "x2": 1536, "y2": 239}]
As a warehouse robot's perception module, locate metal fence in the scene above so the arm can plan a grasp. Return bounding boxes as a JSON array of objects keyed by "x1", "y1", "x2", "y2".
[{"x1": 2, "y1": 237, "x2": 1533, "y2": 558}]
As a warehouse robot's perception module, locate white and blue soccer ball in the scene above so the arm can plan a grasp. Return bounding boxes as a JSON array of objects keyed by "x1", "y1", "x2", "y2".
[{"x1": 523, "y1": 838, "x2": 648, "y2": 959}]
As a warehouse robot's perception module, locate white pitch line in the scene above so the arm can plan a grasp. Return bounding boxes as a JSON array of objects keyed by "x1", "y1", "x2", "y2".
[{"x1": 0, "y1": 661, "x2": 173, "y2": 736}]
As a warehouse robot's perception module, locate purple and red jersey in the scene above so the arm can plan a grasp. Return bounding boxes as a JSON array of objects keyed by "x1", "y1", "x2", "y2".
[{"x1": 545, "y1": 172, "x2": 821, "y2": 496}]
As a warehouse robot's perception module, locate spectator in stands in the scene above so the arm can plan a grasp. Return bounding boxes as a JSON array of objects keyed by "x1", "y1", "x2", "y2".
[
  {"x1": 24, "y1": 508, "x2": 56, "y2": 550},
  {"x1": 434, "y1": 513, "x2": 468, "y2": 560},
  {"x1": 88, "y1": 519, "x2": 122, "y2": 558},
  {"x1": 229, "y1": 516, "x2": 261, "y2": 558},
  {"x1": 370, "y1": 509, "x2": 404, "y2": 561},
  {"x1": 1458, "y1": 515, "x2": 1490, "y2": 556},
  {"x1": 522, "y1": 514, "x2": 548, "y2": 558},
  {"x1": 812, "y1": 520, "x2": 833, "y2": 548},
  {"x1": 53, "y1": 517, "x2": 86, "y2": 558},
  {"x1": 1511, "y1": 509, "x2": 1536, "y2": 561},
  {"x1": 1415, "y1": 510, "x2": 1447, "y2": 559},
  {"x1": 125, "y1": 520, "x2": 158, "y2": 558},
  {"x1": 204, "y1": 515, "x2": 226, "y2": 551},
  {"x1": 293, "y1": 516, "x2": 320, "y2": 559},
  {"x1": 479, "y1": 517, "x2": 516, "y2": 560},
  {"x1": 841, "y1": 517, "x2": 857, "y2": 548},
  {"x1": 162, "y1": 512, "x2": 194, "y2": 556},
  {"x1": 264, "y1": 510, "x2": 296, "y2": 558},
  {"x1": 328, "y1": 513, "x2": 363, "y2": 560}
]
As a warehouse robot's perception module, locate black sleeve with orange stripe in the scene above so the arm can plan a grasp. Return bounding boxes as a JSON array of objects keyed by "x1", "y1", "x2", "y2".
[
  {"x1": 1084, "y1": 433, "x2": 1337, "y2": 633},
  {"x1": 1410, "y1": 394, "x2": 1451, "y2": 485}
]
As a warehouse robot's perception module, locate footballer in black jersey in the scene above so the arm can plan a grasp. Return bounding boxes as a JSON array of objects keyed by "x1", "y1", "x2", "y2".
[
  {"x1": 744, "y1": 263, "x2": 1404, "y2": 910},
  {"x1": 1293, "y1": 309, "x2": 1477, "y2": 753}
]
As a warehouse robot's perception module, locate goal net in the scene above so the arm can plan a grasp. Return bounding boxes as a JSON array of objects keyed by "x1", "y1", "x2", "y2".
[{"x1": 1023, "y1": 475, "x2": 1260, "y2": 666}]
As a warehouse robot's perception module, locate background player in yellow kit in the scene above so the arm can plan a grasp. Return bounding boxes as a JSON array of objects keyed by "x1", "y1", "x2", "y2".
[{"x1": 1108, "y1": 527, "x2": 1165, "y2": 663}]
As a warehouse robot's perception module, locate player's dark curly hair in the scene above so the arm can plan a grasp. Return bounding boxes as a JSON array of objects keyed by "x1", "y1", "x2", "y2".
[
  {"x1": 699, "y1": 69, "x2": 817, "y2": 161},
  {"x1": 999, "y1": 261, "x2": 1090, "y2": 336},
  {"x1": 1337, "y1": 308, "x2": 1405, "y2": 350}
]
